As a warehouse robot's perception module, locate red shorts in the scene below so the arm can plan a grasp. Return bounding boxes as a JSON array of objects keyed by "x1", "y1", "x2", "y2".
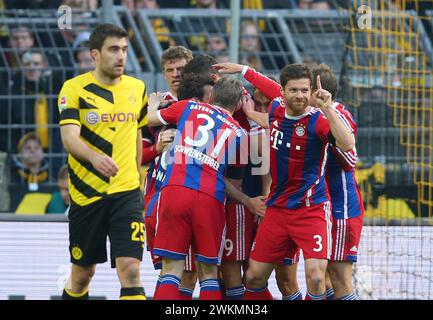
[
  {"x1": 145, "y1": 193, "x2": 196, "y2": 271},
  {"x1": 154, "y1": 186, "x2": 226, "y2": 265},
  {"x1": 223, "y1": 202, "x2": 257, "y2": 262},
  {"x1": 250, "y1": 201, "x2": 332, "y2": 263},
  {"x1": 330, "y1": 214, "x2": 363, "y2": 262},
  {"x1": 144, "y1": 214, "x2": 162, "y2": 269},
  {"x1": 281, "y1": 247, "x2": 302, "y2": 266}
]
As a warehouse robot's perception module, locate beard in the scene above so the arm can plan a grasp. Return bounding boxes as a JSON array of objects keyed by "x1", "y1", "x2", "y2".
[{"x1": 287, "y1": 98, "x2": 308, "y2": 115}]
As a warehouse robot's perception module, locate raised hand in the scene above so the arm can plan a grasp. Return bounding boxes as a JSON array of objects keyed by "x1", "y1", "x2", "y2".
[
  {"x1": 312, "y1": 75, "x2": 332, "y2": 110},
  {"x1": 212, "y1": 62, "x2": 245, "y2": 74}
]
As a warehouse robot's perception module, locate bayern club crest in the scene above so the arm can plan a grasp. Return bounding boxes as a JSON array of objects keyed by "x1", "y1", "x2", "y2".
[{"x1": 295, "y1": 124, "x2": 306, "y2": 136}]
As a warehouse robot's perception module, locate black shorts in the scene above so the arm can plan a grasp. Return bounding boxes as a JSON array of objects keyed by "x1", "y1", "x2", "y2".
[{"x1": 68, "y1": 188, "x2": 145, "y2": 268}]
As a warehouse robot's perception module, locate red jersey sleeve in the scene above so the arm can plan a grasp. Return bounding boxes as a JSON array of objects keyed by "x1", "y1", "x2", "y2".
[
  {"x1": 141, "y1": 126, "x2": 158, "y2": 164},
  {"x1": 334, "y1": 103, "x2": 357, "y2": 135},
  {"x1": 157, "y1": 99, "x2": 189, "y2": 125},
  {"x1": 329, "y1": 145, "x2": 357, "y2": 171},
  {"x1": 242, "y1": 66, "x2": 281, "y2": 100}
]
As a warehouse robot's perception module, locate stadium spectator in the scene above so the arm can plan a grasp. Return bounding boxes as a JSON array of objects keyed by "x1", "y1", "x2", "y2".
[
  {"x1": 0, "y1": 50, "x2": 57, "y2": 153},
  {"x1": 74, "y1": 45, "x2": 94, "y2": 75},
  {"x1": 8, "y1": 132, "x2": 52, "y2": 213},
  {"x1": 6, "y1": 27, "x2": 35, "y2": 68},
  {"x1": 206, "y1": 34, "x2": 228, "y2": 55},
  {"x1": 128, "y1": 0, "x2": 176, "y2": 49},
  {"x1": 46, "y1": 164, "x2": 70, "y2": 214},
  {"x1": 239, "y1": 20, "x2": 267, "y2": 72},
  {"x1": 10, "y1": 132, "x2": 49, "y2": 185}
]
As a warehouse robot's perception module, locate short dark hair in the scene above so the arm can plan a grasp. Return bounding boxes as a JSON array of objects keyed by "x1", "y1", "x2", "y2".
[
  {"x1": 212, "y1": 77, "x2": 243, "y2": 112},
  {"x1": 279, "y1": 64, "x2": 312, "y2": 88},
  {"x1": 312, "y1": 63, "x2": 337, "y2": 100},
  {"x1": 88, "y1": 24, "x2": 128, "y2": 51},
  {"x1": 177, "y1": 73, "x2": 214, "y2": 101},
  {"x1": 182, "y1": 54, "x2": 218, "y2": 78},
  {"x1": 160, "y1": 46, "x2": 193, "y2": 70}
]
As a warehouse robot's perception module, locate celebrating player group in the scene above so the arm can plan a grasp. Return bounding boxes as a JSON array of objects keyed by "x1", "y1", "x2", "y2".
[{"x1": 57, "y1": 24, "x2": 363, "y2": 301}]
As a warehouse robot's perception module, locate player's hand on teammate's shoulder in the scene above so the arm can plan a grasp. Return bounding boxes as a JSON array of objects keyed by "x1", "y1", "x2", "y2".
[
  {"x1": 148, "y1": 92, "x2": 164, "y2": 109},
  {"x1": 312, "y1": 75, "x2": 332, "y2": 110},
  {"x1": 245, "y1": 195, "x2": 267, "y2": 217},
  {"x1": 91, "y1": 153, "x2": 119, "y2": 178},
  {"x1": 212, "y1": 62, "x2": 245, "y2": 74}
]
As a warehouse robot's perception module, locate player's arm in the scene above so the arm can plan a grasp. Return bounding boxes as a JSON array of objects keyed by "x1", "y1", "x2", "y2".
[
  {"x1": 60, "y1": 124, "x2": 118, "y2": 177},
  {"x1": 147, "y1": 92, "x2": 164, "y2": 126},
  {"x1": 147, "y1": 92, "x2": 183, "y2": 127},
  {"x1": 330, "y1": 145, "x2": 357, "y2": 171},
  {"x1": 241, "y1": 95, "x2": 270, "y2": 129},
  {"x1": 141, "y1": 126, "x2": 157, "y2": 165},
  {"x1": 213, "y1": 62, "x2": 281, "y2": 99},
  {"x1": 224, "y1": 177, "x2": 266, "y2": 217},
  {"x1": 313, "y1": 76, "x2": 355, "y2": 151}
]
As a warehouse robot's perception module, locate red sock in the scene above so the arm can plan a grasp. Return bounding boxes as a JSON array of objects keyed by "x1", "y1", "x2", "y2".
[
  {"x1": 200, "y1": 290, "x2": 222, "y2": 300},
  {"x1": 305, "y1": 291, "x2": 326, "y2": 300},
  {"x1": 244, "y1": 287, "x2": 274, "y2": 300},
  {"x1": 199, "y1": 279, "x2": 222, "y2": 300},
  {"x1": 179, "y1": 287, "x2": 194, "y2": 300},
  {"x1": 155, "y1": 275, "x2": 181, "y2": 300}
]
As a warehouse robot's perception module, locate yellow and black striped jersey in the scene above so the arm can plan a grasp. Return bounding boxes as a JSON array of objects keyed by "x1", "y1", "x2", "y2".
[{"x1": 58, "y1": 72, "x2": 148, "y2": 206}]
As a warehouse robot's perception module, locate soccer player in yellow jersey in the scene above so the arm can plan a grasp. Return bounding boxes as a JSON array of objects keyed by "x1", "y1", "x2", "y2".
[{"x1": 58, "y1": 24, "x2": 148, "y2": 300}]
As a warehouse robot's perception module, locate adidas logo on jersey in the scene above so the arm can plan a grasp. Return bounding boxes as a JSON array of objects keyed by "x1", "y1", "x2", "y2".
[
  {"x1": 350, "y1": 246, "x2": 357, "y2": 252},
  {"x1": 273, "y1": 120, "x2": 278, "y2": 127}
]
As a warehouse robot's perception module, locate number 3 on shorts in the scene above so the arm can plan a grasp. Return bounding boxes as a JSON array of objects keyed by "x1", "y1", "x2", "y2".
[{"x1": 313, "y1": 235, "x2": 323, "y2": 252}]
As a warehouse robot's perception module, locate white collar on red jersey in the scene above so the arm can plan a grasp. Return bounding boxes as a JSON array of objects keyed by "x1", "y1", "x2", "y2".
[{"x1": 284, "y1": 106, "x2": 315, "y2": 120}]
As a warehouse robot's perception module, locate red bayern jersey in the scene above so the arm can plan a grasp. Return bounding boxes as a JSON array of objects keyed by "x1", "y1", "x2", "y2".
[
  {"x1": 267, "y1": 98, "x2": 331, "y2": 209},
  {"x1": 157, "y1": 99, "x2": 247, "y2": 203}
]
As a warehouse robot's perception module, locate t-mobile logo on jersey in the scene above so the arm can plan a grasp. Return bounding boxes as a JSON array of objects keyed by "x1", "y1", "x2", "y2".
[{"x1": 270, "y1": 128, "x2": 283, "y2": 150}]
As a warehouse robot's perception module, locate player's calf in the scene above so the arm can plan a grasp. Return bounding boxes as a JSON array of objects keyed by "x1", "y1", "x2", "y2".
[
  {"x1": 304, "y1": 258, "x2": 328, "y2": 298},
  {"x1": 62, "y1": 264, "x2": 95, "y2": 300}
]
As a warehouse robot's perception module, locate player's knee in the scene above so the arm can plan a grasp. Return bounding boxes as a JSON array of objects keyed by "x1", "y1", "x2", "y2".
[
  {"x1": 244, "y1": 268, "x2": 267, "y2": 289},
  {"x1": 117, "y1": 258, "x2": 141, "y2": 284},
  {"x1": 306, "y1": 272, "x2": 325, "y2": 291},
  {"x1": 328, "y1": 264, "x2": 352, "y2": 289}
]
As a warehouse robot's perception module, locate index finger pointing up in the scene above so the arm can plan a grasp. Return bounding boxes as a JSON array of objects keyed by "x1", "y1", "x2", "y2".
[{"x1": 316, "y1": 75, "x2": 322, "y2": 90}]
